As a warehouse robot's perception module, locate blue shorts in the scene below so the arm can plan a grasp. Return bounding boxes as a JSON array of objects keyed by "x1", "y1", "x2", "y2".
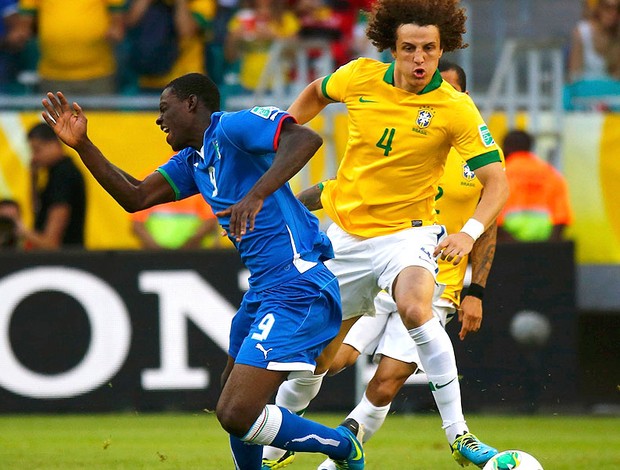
[{"x1": 229, "y1": 263, "x2": 341, "y2": 376}]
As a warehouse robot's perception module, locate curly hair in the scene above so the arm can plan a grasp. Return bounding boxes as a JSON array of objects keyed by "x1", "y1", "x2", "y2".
[{"x1": 366, "y1": 0, "x2": 468, "y2": 53}]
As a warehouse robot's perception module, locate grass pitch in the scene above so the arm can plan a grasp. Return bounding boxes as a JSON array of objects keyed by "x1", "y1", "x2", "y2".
[{"x1": 1, "y1": 412, "x2": 618, "y2": 469}]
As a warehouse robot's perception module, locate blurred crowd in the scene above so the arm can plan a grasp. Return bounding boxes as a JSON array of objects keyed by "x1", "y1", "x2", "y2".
[
  {"x1": 566, "y1": 0, "x2": 620, "y2": 110},
  {"x1": 0, "y1": 0, "x2": 618, "y2": 99},
  {"x1": 0, "y1": 0, "x2": 375, "y2": 96}
]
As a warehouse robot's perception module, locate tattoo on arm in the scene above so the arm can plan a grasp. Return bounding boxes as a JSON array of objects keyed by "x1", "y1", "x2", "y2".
[{"x1": 470, "y1": 221, "x2": 497, "y2": 286}]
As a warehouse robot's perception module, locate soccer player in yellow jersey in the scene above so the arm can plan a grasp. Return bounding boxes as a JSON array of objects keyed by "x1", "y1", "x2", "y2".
[
  {"x1": 259, "y1": 1, "x2": 508, "y2": 468},
  {"x1": 308, "y1": 61, "x2": 500, "y2": 470}
]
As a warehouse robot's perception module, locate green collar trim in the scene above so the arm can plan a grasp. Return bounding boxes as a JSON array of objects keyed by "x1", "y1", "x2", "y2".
[{"x1": 383, "y1": 62, "x2": 443, "y2": 95}]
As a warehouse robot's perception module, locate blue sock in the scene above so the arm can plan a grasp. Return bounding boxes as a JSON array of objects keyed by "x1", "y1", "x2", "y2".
[
  {"x1": 270, "y1": 407, "x2": 351, "y2": 460},
  {"x1": 230, "y1": 434, "x2": 262, "y2": 469}
]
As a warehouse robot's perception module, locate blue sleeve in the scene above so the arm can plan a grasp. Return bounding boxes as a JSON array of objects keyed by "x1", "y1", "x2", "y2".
[
  {"x1": 156, "y1": 149, "x2": 199, "y2": 200},
  {"x1": 220, "y1": 107, "x2": 295, "y2": 154}
]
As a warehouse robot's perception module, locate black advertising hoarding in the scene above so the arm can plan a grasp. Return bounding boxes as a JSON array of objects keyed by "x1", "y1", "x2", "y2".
[
  {"x1": 450, "y1": 241, "x2": 579, "y2": 412},
  {"x1": 0, "y1": 249, "x2": 356, "y2": 413},
  {"x1": 0, "y1": 244, "x2": 578, "y2": 413}
]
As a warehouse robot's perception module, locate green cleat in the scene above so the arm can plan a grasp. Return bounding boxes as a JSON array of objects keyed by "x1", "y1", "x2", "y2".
[
  {"x1": 451, "y1": 432, "x2": 498, "y2": 468},
  {"x1": 261, "y1": 450, "x2": 296, "y2": 469},
  {"x1": 333, "y1": 418, "x2": 365, "y2": 470}
]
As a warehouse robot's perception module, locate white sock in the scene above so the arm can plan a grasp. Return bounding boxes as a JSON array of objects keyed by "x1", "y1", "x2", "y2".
[
  {"x1": 262, "y1": 373, "x2": 326, "y2": 461},
  {"x1": 276, "y1": 372, "x2": 326, "y2": 413},
  {"x1": 242, "y1": 405, "x2": 282, "y2": 445},
  {"x1": 409, "y1": 317, "x2": 468, "y2": 443},
  {"x1": 347, "y1": 393, "x2": 391, "y2": 442}
]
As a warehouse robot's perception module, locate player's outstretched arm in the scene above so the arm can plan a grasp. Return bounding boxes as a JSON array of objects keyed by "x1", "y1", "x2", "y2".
[
  {"x1": 41, "y1": 91, "x2": 175, "y2": 213},
  {"x1": 287, "y1": 78, "x2": 332, "y2": 125}
]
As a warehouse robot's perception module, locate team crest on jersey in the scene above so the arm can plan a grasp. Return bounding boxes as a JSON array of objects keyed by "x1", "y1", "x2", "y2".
[
  {"x1": 462, "y1": 162, "x2": 476, "y2": 180},
  {"x1": 415, "y1": 107, "x2": 434, "y2": 129},
  {"x1": 478, "y1": 124, "x2": 496, "y2": 147},
  {"x1": 250, "y1": 106, "x2": 281, "y2": 121}
]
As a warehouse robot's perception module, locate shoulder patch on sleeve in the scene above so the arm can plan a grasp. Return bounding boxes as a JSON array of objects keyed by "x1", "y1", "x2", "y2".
[
  {"x1": 478, "y1": 124, "x2": 496, "y2": 147},
  {"x1": 250, "y1": 106, "x2": 282, "y2": 121}
]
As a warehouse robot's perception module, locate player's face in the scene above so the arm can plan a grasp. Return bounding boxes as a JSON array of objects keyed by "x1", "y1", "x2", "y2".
[
  {"x1": 157, "y1": 88, "x2": 193, "y2": 152},
  {"x1": 392, "y1": 23, "x2": 443, "y2": 94}
]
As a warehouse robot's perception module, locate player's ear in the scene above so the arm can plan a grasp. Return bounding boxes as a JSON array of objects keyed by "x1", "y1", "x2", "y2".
[{"x1": 187, "y1": 94, "x2": 199, "y2": 112}]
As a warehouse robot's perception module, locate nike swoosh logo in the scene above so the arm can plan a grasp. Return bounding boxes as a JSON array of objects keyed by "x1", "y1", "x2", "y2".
[
  {"x1": 359, "y1": 96, "x2": 377, "y2": 103},
  {"x1": 351, "y1": 439, "x2": 363, "y2": 460},
  {"x1": 432, "y1": 377, "x2": 457, "y2": 390}
]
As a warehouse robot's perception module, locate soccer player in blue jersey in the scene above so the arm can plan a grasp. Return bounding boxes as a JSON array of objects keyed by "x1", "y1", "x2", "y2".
[{"x1": 40, "y1": 72, "x2": 365, "y2": 470}]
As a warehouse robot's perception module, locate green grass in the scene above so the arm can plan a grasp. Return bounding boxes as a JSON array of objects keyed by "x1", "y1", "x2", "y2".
[{"x1": 0, "y1": 412, "x2": 618, "y2": 469}]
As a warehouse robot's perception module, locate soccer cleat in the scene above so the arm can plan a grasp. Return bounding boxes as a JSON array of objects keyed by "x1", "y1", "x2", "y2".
[
  {"x1": 451, "y1": 432, "x2": 498, "y2": 468},
  {"x1": 261, "y1": 450, "x2": 296, "y2": 469},
  {"x1": 317, "y1": 457, "x2": 337, "y2": 470},
  {"x1": 333, "y1": 418, "x2": 365, "y2": 470}
]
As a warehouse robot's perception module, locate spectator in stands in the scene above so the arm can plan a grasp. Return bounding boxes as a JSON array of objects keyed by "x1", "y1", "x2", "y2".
[
  {"x1": 131, "y1": 193, "x2": 223, "y2": 249},
  {"x1": 224, "y1": 0, "x2": 299, "y2": 92},
  {"x1": 7, "y1": 0, "x2": 125, "y2": 95},
  {"x1": 125, "y1": 0, "x2": 215, "y2": 94},
  {"x1": 0, "y1": 198, "x2": 22, "y2": 249},
  {"x1": 24, "y1": 123, "x2": 86, "y2": 249},
  {"x1": 294, "y1": 0, "x2": 350, "y2": 72},
  {"x1": 497, "y1": 130, "x2": 572, "y2": 243},
  {"x1": 568, "y1": 0, "x2": 620, "y2": 81},
  {"x1": 206, "y1": 0, "x2": 240, "y2": 87},
  {"x1": 0, "y1": 0, "x2": 19, "y2": 92}
]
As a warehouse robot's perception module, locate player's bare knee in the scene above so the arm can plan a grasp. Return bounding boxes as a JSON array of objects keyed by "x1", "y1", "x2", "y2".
[
  {"x1": 398, "y1": 303, "x2": 430, "y2": 329},
  {"x1": 216, "y1": 399, "x2": 254, "y2": 437}
]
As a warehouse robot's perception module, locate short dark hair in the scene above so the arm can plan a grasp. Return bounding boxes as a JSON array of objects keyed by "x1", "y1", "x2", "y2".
[
  {"x1": 27, "y1": 122, "x2": 58, "y2": 141},
  {"x1": 503, "y1": 130, "x2": 533, "y2": 156},
  {"x1": 165, "y1": 73, "x2": 221, "y2": 113},
  {"x1": 438, "y1": 60, "x2": 467, "y2": 92},
  {"x1": 366, "y1": 0, "x2": 468, "y2": 53}
]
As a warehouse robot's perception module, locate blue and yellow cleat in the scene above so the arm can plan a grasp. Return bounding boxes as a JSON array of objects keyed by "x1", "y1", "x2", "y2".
[
  {"x1": 261, "y1": 450, "x2": 296, "y2": 469},
  {"x1": 333, "y1": 418, "x2": 365, "y2": 470},
  {"x1": 451, "y1": 432, "x2": 498, "y2": 468}
]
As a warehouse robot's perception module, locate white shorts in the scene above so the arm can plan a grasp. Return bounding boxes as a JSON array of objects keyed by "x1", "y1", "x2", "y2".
[
  {"x1": 343, "y1": 291, "x2": 457, "y2": 368},
  {"x1": 325, "y1": 223, "x2": 446, "y2": 320}
]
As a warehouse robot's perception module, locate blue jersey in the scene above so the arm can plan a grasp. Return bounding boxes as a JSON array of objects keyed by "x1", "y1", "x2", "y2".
[{"x1": 158, "y1": 106, "x2": 333, "y2": 291}]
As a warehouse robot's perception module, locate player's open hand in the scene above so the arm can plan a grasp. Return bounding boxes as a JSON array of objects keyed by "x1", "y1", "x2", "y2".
[
  {"x1": 434, "y1": 232, "x2": 474, "y2": 265},
  {"x1": 41, "y1": 92, "x2": 88, "y2": 150},
  {"x1": 216, "y1": 195, "x2": 264, "y2": 242}
]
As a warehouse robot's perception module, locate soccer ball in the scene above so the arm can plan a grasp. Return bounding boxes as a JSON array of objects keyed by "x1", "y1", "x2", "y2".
[{"x1": 483, "y1": 450, "x2": 543, "y2": 470}]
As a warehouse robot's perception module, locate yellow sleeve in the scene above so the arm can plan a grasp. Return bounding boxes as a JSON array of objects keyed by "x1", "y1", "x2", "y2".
[
  {"x1": 450, "y1": 96, "x2": 502, "y2": 170},
  {"x1": 321, "y1": 59, "x2": 360, "y2": 102}
]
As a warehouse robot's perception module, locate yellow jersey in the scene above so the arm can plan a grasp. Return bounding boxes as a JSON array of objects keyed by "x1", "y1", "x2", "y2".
[
  {"x1": 20, "y1": 0, "x2": 125, "y2": 81},
  {"x1": 319, "y1": 58, "x2": 501, "y2": 238},
  {"x1": 435, "y1": 149, "x2": 483, "y2": 305}
]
